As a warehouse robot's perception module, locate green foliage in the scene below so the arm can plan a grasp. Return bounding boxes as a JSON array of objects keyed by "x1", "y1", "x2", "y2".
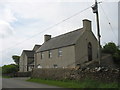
[
  {"x1": 102, "y1": 42, "x2": 120, "y2": 64},
  {"x1": 12, "y1": 55, "x2": 20, "y2": 65},
  {"x1": 27, "y1": 78, "x2": 119, "y2": 88},
  {"x1": 0, "y1": 67, "x2": 2, "y2": 72},
  {"x1": 2, "y1": 76, "x2": 12, "y2": 78},
  {"x1": 0, "y1": 67, "x2": 2, "y2": 77},
  {"x1": 102, "y1": 42, "x2": 117, "y2": 54},
  {"x1": 2, "y1": 64, "x2": 19, "y2": 74},
  {"x1": 113, "y1": 51, "x2": 120, "y2": 64}
]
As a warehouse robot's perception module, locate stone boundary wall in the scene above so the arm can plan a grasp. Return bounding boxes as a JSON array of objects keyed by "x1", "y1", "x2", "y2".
[
  {"x1": 3, "y1": 72, "x2": 31, "y2": 77},
  {"x1": 31, "y1": 68, "x2": 120, "y2": 83},
  {"x1": 15, "y1": 72, "x2": 32, "y2": 77}
]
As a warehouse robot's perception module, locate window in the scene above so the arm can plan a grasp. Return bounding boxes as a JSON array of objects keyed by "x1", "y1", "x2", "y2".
[
  {"x1": 37, "y1": 64, "x2": 42, "y2": 68},
  {"x1": 76, "y1": 64, "x2": 81, "y2": 67},
  {"x1": 48, "y1": 50, "x2": 52, "y2": 58},
  {"x1": 53, "y1": 64, "x2": 58, "y2": 68},
  {"x1": 41, "y1": 52, "x2": 44, "y2": 59},
  {"x1": 58, "y1": 48, "x2": 62, "y2": 57},
  {"x1": 76, "y1": 64, "x2": 81, "y2": 69}
]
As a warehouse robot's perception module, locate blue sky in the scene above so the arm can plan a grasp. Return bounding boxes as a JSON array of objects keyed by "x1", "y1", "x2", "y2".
[{"x1": 0, "y1": 0, "x2": 119, "y2": 66}]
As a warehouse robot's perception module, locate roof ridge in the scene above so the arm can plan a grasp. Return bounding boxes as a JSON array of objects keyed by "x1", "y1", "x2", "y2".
[
  {"x1": 51, "y1": 28, "x2": 83, "y2": 39},
  {"x1": 34, "y1": 44, "x2": 41, "y2": 46},
  {"x1": 23, "y1": 50, "x2": 34, "y2": 52}
]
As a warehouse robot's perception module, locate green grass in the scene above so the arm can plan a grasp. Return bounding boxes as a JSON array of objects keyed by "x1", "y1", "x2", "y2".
[
  {"x1": 27, "y1": 78, "x2": 119, "y2": 88},
  {"x1": 0, "y1": 67, "x2": 2, "y2": 77},
  {"x1": 2, "y1": 75, "x2": 12, "y2": 78}
]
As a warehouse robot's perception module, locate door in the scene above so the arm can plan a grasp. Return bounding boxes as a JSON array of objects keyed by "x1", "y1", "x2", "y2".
[{"x1": 88, "y1": 42, "x2": 92, "y2": 61}]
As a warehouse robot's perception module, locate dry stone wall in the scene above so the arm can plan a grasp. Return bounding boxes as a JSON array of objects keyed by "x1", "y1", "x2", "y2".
[{"x1": 31, "y1": 67, "x2": 120, "y2": 83}]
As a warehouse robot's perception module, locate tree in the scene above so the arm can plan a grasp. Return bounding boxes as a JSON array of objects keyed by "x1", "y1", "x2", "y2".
[
  {"x1": 102, "y1": 42, "x2": 120, "y2": 65},
  {"x1": 2, "y1": 64, "x2": 19, "y2": 74},
  {"x1": 12, "y1": 55, "x2": 20, "y2": 65},
  {"x1": 102, "y1": 42, "x2": 117, "y2": 54}
]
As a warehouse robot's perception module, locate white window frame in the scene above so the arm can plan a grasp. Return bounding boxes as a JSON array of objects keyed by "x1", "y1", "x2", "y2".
[
  {"x1": 49, "y1": 50, "x2": 52, "y2": 58},
  {"x1": 41, "y1": 52, "x2": 44, "y2": 59},
  {"x1": 58, "y1": 48, "x2": 62, "y2": 57},
  {"x1": 53, "y1": 64, "x2": 58, "y2": 68},
  {"x1": 37, "y1": 64, "x2": 42, "y2": 68}
]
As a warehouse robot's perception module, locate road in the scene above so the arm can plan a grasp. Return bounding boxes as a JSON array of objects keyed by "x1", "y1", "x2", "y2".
[{"x1": 2, "y1": 77, "x2": 60, "y2": 88}]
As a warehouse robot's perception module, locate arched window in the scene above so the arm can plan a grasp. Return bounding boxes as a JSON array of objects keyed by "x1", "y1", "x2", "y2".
[{"x1": 88, "y1": 42, "x2": 92, "y2": 61}]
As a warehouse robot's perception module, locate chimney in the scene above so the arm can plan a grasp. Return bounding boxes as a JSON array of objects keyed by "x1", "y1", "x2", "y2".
[
  {"x1": 44, "y1": 34, "x2": 51, "y2": 42},
  {"x1": 83, "y1": 19, "x2": 92, "y2": 31}
]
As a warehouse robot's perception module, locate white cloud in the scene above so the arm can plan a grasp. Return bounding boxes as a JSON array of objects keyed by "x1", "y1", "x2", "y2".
[
  {"x1": 0, "y1": 0, "x2": 61, "y2": 3},
  {"x1": 0, "y1": 6, "x2": 17, "y2": 38},
  {"x1": 0, "y1": 0, "x2": 119, "y2": 3},
  {"x1": 0, "y1": 8, "x2": 17, "y2": 23},
  {"x1": 0, "y1": 20, "x2": 14, "y2": 38},
  {"x1": 5, "y1": 2, "x2": 61, "y2": 23}
]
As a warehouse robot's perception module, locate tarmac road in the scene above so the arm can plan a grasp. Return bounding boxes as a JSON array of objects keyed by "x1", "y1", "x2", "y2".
[{"x1": 2, "y1": 77, "x2": 60, "y2": 88}]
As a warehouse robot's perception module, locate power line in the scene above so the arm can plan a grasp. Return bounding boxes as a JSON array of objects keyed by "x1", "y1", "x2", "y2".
[
  {"x1": 0, "y1": 5, "x2": 92, "y2": 53},
  {"x1": 1, "y1": 2, "x2": 104, "y2": 54},
  {"x1": 99, "y1": 4, "x2": 118, "y2": 42}
]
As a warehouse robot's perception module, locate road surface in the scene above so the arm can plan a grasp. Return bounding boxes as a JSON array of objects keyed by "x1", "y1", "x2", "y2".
[{"x1": 2, "y1": 77, "x2": 60, "y2": 88}]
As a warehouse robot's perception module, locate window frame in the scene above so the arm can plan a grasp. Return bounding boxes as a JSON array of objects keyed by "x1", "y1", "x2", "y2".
[
  {"x1": 53, "y1": 64, "x2": 58, "y2": 68},
  {"x1": 37, "y1": 64, "x2": 42, "y2": 68},
  {"x1": 58, "y1": 48, "x2": 62, "y2": 57},
  {"x1": 48, "y1": 50, "x2": 52, "y2": 58},
  {"x1": 41, "y1": 52, "x2": 44, "y2": 59}
]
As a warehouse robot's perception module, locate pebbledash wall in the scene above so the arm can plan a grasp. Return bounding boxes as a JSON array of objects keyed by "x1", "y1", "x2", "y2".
[
  {"x1": 31, "y1": 68, "x2": 120, "y2": 83},
  {"x1": 36, "y1": 46, "x2": 76, "y2": 68}
]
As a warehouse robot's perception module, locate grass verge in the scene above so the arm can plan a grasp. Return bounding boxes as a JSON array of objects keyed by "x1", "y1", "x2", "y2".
[
  {"x1": 2, "y1": 75, "x2": 12, "y2": 78},
  {"x1": 27, "y1": 78, "x2": 119, "y2": 88}
]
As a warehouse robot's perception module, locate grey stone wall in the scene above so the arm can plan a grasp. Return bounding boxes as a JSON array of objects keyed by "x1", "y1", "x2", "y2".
[
  {"x1": 2, "y1": 72, "x2": 31, "y2": 77},
  {"x1": 31, "y1": 68, "x2": 119, "y2": 83}
]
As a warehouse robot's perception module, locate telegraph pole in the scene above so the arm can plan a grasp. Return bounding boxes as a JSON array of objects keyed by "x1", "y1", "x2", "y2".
[{"x1": 92, "y1": 0, "x2": 101, "y2": 65}]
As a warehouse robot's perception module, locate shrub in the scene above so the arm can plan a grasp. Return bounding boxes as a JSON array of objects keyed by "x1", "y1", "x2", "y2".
[
  {"x1": 113, "y1": 51, "x2": 120, "y2": 64},
  {"x1": 102, "y1": 42, "x2": 117, "y2": 54},
  {"x1": 102, "y1": 42, "x2": 120, "y2": 65},
  {"x1": 2, "y1": 64, "x2": 19, "y2": 74}
]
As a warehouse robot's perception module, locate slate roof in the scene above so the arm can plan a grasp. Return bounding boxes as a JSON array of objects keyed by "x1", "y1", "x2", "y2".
[
  {"x1": 33, "y1": 45, "x2": 41, "y2": 51},
  {"x1": 37, "y1": 28, "x2": 85, "y2": 52},
  {"x1": 23, "y1": 50, "x2": 34, "y2": 58},
  {"x1": 28, "y1": 60, "x2": 34, "y2": 65}
]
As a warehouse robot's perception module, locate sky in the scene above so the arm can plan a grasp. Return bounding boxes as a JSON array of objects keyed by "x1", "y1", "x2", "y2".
[{"x1": 0, "y1": 0, "x2": 119, "y2": 66}]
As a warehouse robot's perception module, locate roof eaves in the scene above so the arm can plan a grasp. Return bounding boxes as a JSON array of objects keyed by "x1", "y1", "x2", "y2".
[{"x1": 36, "y1": 44, "x2": 75, "y2": 53}]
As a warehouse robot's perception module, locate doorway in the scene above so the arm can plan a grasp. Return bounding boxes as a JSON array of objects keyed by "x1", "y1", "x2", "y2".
[{"x1": 88, "y1": 42, "x2": 92, "y2": 61}]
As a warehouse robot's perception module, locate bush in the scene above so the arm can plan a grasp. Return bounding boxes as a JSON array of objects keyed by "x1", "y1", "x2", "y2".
[
  {"x1": 102, "y1": 42, "x2": 120, "y2": 65},
  {"x1": 102, "y1": 42, "x2": 117, "y2": 54},
  {"x1": 2, "y1": 64, "x2": 19, "y2": 74},
  {"x1": 113, "y1": 51, "x2": 120, "y2": 64}
]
